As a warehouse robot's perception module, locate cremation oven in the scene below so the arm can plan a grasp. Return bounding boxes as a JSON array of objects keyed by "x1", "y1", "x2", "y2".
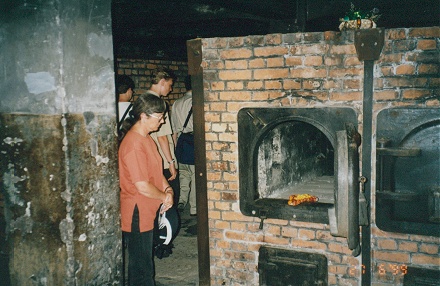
[
  {"x1": 376, "y1": 107, "x2": 440, "y2": 237},
  {"x1": 238, "y1": 107, "x2": 367, "y2": 253}
]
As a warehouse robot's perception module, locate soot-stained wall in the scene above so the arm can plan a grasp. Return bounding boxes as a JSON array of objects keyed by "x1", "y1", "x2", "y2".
[{"x1": 0, "y1": 1, "x2": 120, "y2": 285}]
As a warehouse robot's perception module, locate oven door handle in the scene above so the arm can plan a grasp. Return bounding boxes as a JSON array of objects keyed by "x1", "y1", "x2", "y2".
[{"x1": 329, "y1": 123, "x2": 361, "y2": 256}]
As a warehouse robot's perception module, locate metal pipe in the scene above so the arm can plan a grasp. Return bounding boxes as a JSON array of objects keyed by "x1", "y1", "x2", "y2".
[{"x1": 361, "y1": 59, "x2": 374, "y2": 286}]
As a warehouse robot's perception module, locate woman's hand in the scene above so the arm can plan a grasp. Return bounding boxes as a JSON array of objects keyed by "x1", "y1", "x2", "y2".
[{"x1": 161, "y1": 191, "x2": 174, "y2": 213}]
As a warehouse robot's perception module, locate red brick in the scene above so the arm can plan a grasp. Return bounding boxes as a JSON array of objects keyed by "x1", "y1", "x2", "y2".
[
  {"x1": 303, "y1": 79, "x2": 321, "y2": 90},
  {"x1": 220, "y1": 48, "x2": 253, "y2": 59},
  {"x1": 264, "y1": 80, "x2": 282, "y2": 89},
  {"x1": 209, "y1": 102, "x2": 227, "y2": 111},
  {"x1": 304, "y1": 55, "x2": 323, "y2": 66},
  {"x1": 226, "y1": 81, "x2": 244, "y2": 90},
  {"x1": 246, "y1": 81, "x2": 264, "y2": 90},
  {"x1": 297, "y1": 90, "x2": 330, "y2": 101},
  {"x1": 419, "y1": 243, "x2": 439, "y2": 255},
  {"x1": 323, "y1": 79, "x2": 340, "y2": 89},
  {"x1": 293, "y1": 240, "x2": 327, "y2": 250},
  {"x1": 219, "y1": 70, "x2": 252, "y2": 80},
  {"x1": 386, "y1": 29, "x2": 407, "y2": 40},
  {"x1": 411, "y1": 254, "x2": 440, "y2": 266},
  {"x1": 417, "y1": 39, "x2": 437, "y2": 50},
  {"x1": 254, "y1": 46, "x2": 288, "y2": 57},
  {"x1": 343, "y1": 79, "x2": 362, "y2": 89},
  {"x1": 418, "y1": 63, "x2": 439, "y2": 75},
  {"x1": 324, "y1": 31, "x2": 338, "y2": 41},
  {"x1": 228, "y1": 37, "x2": 245, "y2": 47},
  {"x1": 384, "y1": 77, "x2": 428, "y2": 88},
  {"x1": 249, "y1": 58, "x2": 265, "y2": 68},
  {"x1": 344, "y1": 56, "x2": 362, "y2": 66},
  {"x1": 316, "y1": 230, "x2": 335, "y2": 240},
  {"x1": 286, "y1": 56, "x2": 302, "y2": 66},
  {"x1": 427, "y1": 98, "x2": 440, "y2": 106},
  {"x1": 266, "y1": 225, "x2": 281, "y2": 236},
  {"x1": 298, "y1": 229, "x2": 316, "y2": 239},
  {"x1": 328, "y1": 242, "x2": 352, "y2": 255},
  {"x1": 330, "y1": 91, "x2": 362, "y2": 101},
  {"x1": 225, "y1": 60, "x2": 248, "y2": 70},
  {"x1": 402, "y1": 89, "x2": 431, "y2": 99},
  {"x1": 329, "y1": 67, "x2": 363, "y2": 77},
  {"x1": 398, "y1": 241, "x2": 418, "y2": 252},
  {"x1": 375, "y1": 90, "x2": 398, "y2": 100},
  {"x1": 265, "y1": 34, "x2": 282, "y2": 45},
  {"x1": 220, "y1": 191, "x2": 237, "y2": 201},
  {"x1": 215, "y1": 220, "x2": 231, "y2": 229},
  {"x1": 380, "y1": 53, "x2": 403, "y2": 63},
  {"x1": 222, "y1": 172, "x2": 238, "y2": 181},
  {"x1": 221, "y1": 152, "x2": 238, "y2": 162},
  {"x1": 329, "y1": 44, "x2": 357, "y2": 55},
  {"x1": 251, "y1": 91, "x2": 270, "y2": 100},
  {"x1": 222, "y1": 211, "x2": 253, "y2": 222},
  {"x1": 208, "y1": 37, "x2": 228, "y2": 48},
  {"x1": 254, "y1": 68, "x2": 289, "y2": 79},
  {"x1": 283, "y1": 79, "x2": 301, "y2": 89},
  {"x1": 377, "y1": 239, "x2": 398, "y2": 250},
  {"x1": 325, "y1": 56, "x2": 343, "y2": 66},
  {"x1": 393, "y1": 40, "x2": 417, "y2": 52},
  {"x1": 267, "y1": 57, "x2": 284, "y2": 67},
  {"x1": 263, "y1": 235, "x2": 289, "y2": 245},
  {"x1": 395, "y1": 64, "x2": 416, "y2": 75},
  {"x1": 208, "y1": 60, "x2": 225, "y2": 69},
  {"x1": 211, "y1": 81, "x2": 225, "y2": 91},
  {"x1": 300, "y1": 44, "x2": 327, "y2": 55},
  {"x1": 219, "y1": 91, "x2": 252, "y2": 101},
  {"x1": 380, "y1": 66, "x2": 394, "y2": 76},
  {"x1": 281, "y1": 227, "x2": 298, "y2": 238},
  {"x1": 374, "y1": 251, "x2": 410, "y2": 263},
  {"x1": 409, "y1": 27, "x2": 440, "y2": 38},
  {"x1": 207, "y1": 171, "x2": 222, "y2": 181},
  {"x1": 291, "y1": 67, "x2": 327, "y2": 78}
]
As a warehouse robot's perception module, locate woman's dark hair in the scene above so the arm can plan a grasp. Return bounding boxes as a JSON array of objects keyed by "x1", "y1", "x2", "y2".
[
  {"x1": 118, "y1": 93, "x2": 167, "y2": 142},
  {"x1": 116, "y1": 75, "x2": 135, "y2": 96}
]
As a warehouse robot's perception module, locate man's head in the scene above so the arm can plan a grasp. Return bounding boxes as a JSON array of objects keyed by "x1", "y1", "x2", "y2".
[
  {"x1": 149, "y1": 67, "x2": 176, "y2": 97},
  {"x1": 116, "y1": 75, "x2": 135, "y2": 102}
]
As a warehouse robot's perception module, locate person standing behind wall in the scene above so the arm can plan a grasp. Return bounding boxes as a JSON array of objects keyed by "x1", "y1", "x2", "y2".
[
  {"x1": 147, "y1": 67, "x2": 180, "y2": 205},
  {"x1": 116, "y1": 75, "x2": 136, "y2": 129},
  {"x1": 171, "y1": 75, "x2": 196, "y2": 216}
]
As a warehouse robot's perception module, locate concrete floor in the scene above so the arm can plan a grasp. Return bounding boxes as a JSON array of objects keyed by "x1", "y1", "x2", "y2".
[
  {"x1": 0, "y1": 204, "x2": 198, "y2": 286},
  {"x1": 154, "y1": 205, "x2": 199, "y2": 286}
]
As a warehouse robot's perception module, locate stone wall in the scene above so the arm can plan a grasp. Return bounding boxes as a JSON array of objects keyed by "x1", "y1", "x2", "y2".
[{"x1": 0, "y1": 1, "x2": 120, "y2": 285}]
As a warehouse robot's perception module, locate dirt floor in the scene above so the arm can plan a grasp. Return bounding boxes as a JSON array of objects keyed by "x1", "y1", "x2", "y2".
[{"x1": 154, "y1": 204, "x2": 199, "y2": 286}]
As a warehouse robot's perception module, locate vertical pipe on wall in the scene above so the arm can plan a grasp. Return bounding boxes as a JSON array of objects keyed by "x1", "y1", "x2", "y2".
[
  {"x1": 361, "y1": 59, "x2": 374, "y2": 286},
  {"x1": 354, "y1": 28, "x2": 384, "y2": 286}
]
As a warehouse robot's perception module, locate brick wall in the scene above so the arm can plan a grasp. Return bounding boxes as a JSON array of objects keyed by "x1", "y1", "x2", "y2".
[
  {"x1": 201, "y1": 26, "x2": 439, "y2": 286},
  {"x1": 115, "y1": 58, "x2": 189, "y2": 105},
  {"x1": 116, "y1": 27, "x2": 439, "y2": 285}
]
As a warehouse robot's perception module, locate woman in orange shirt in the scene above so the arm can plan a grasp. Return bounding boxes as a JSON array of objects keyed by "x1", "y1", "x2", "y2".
[{"x1": 119, "y1": 93, "x2": 174, "y2": 285}]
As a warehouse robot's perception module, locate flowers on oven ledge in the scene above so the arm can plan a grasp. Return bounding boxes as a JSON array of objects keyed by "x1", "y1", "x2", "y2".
[
  {"x1": 339, "y1": 2, "x2": 381, "y2": 31},
  {"x1": 288, "y1": 194, "x2": 319, "y2": 206}
]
